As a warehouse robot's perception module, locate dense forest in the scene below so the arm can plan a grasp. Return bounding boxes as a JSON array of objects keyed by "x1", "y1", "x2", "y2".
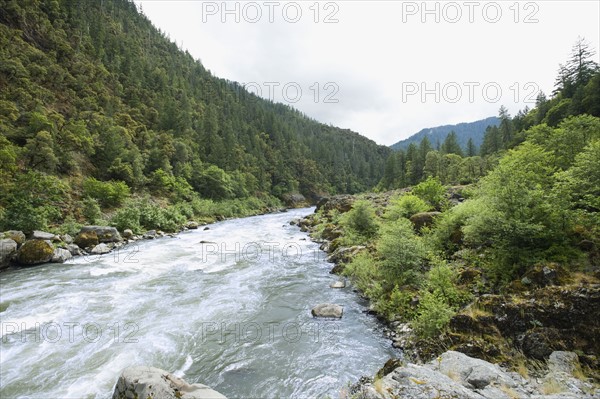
[
  {"x1": 379, "y1": 39, "x2": 600, "y2": 190},
  {"x1": 0, "y1": 0, "x2": 389, "y2": 233}
]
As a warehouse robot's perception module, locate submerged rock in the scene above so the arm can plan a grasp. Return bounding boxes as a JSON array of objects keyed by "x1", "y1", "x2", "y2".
[
  {"x1": 311, "y1": 303, "x2": 343, "y2": 318},
  {"x1": 112, "y1": 366, "x2": 227, "y2": 399},
  {"x1": 16, "y1": 239, "x2": 54, "y2": 265}
]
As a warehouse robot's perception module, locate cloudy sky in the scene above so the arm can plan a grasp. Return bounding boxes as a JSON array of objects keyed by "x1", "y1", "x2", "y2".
[{"x1": 134, "y1": 1, "x2": 600, "y2": 146}]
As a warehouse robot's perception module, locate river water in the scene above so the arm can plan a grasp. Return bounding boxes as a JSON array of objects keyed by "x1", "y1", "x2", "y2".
[{"x1": 0, "y1": 208, "x2": 397, "y2": 398}]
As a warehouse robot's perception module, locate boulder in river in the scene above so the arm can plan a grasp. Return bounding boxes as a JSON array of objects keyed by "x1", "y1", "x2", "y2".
[
  {"x1": 67, "y1": 244, "x2": 84, "y2": 256},
  {"x1": 311, "y1": 303, "x2": 343, "y2": 318},
  {"x1": 186, "y1": 221, "x2": 199, "y2": 229},
  {"x1": 79, "y1": 226, "x2": 122, "y2": 243},
  {"x1": 51, "y1": 248, "x2": 73, "y2": 263},
  {"x1": 112, "y1": 366, "x2": 227, "y2": 399},
  {"x1": 1, "y1": 238, "x2": 18, "y2": 269},
  {"x1": 91, "y1": 243, "x2": 111, "y2": 255},
  {"x1": 122, "y1": 229, "x2": 134, "y2": 239},
  {"x1": 330, "y1": 280, "x2": 346, "y2": 289},
  {"x1": 16, "y1": 239, "x2": 54, "y2": 265}
]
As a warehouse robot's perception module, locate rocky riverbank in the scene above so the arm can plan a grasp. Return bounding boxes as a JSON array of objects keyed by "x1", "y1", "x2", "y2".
[{"x1": 300, "y1": 192, "x2": 600, "y2": 398}]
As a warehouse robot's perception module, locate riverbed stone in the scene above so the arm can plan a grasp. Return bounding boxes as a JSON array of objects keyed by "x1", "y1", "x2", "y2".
[
  {"x1": 51, "y1": 248, "x2": 73, "y2": 263},
  {"x1": 16, "y1": 239, "x2": 54, "y2": 265},
  {"x1": 311, "y1": 303, "x2": 343, "y2": 318},
  {"x1": 122, "y1": 229, "x2": 134, "y2": 239},
  {"x1": 91, "y1": 243, "x2": 111, "y2": 255},
  {"x1": 186, "y1": 221, "x2": 199, "y2": 229},
  {"x1": 112, "y1": 366, "x2": 227, "y2": 399},
  {"x1": 1, "y1": 239, "x2": 18, "y2": 269},
  {"x1": 67, "y1": 244, "x2": 84, "y2": 256}
]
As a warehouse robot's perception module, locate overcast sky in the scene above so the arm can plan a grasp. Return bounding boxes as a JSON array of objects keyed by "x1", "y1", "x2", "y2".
[{"x1": 134, "y1": 0, "x2": 600, "y2": 146}]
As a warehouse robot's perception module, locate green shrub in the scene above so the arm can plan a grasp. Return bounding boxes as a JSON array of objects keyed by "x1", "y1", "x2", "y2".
[
  {"x1": 412, "y1": 177, "x2": 446, "y2": 210},
  {"x1": 343, "y1": 252, "x2": 381, "y2": 295},
  {"x1": 385, "y1": 194, "x2": 430, "y2": 220},
  {"x1": 377, "y1": 218, "x2": 427, "y2": 287},
  {"x1": 110, "y1": 202, "x2": 141, "y2": 233},
  {"x1": 57, "y1": 215, "x2": 83, "y2": 237},
  {"x1": 341, "y1": 200, "x2": 379, "y2": 240},
  {"x1": 82, "y1": 197, "x2": 102, "y2": 224},
  {"x1": 413, "y1": 292, "x2": 455, "y2": 338},
  {"x1": 83, "y1": 177, "x2": 130, "y2": 208},
  {"x1": 423, "y1": 258, "x2": 471, "y2": 309}
]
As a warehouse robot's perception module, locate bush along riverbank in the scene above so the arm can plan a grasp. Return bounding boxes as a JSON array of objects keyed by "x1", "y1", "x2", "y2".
[
  {"x1": 0, "y1": 194, "x2": 285, "y2": 271},
  {"x1": 301, "y1": 178, "x2": 600, "y2": 397}
]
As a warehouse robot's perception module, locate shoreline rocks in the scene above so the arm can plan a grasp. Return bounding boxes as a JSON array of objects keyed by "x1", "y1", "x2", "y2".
[{"x1": 112, "y1": 366, "x2": 227, "y2": 399}]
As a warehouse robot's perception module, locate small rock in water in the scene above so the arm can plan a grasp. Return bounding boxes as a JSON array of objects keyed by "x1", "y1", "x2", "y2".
[
  {"x1": 203, "y1": 227, "x2": 210, "y2": 231},
  {"x1": 186, "y1": 221, "x2": 199, "y2": 229},
  {"x1": 122, "y1": 229, "x2": 134, "y2": 239},
  {"x1": 330, "y1": 280, "x2": 346, "y2": 289},
  {"x1": 311, "y1": 303, "x2": 343, "y2": 318}
]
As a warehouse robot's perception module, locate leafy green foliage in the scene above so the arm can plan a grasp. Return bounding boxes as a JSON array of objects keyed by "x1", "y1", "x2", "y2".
[
  {"x1": 385, "y1": 194, "x2": 430, "y2": 220},
  {"x1": 412, "y1": 177, "x2": 446, "y2": 210},
  {"x1": 413, "y1": 292, "x2": 455, "y2": 338},
  {"x1": 340, "y1": 200, "x2": 379, "y2": 242},
  {"x1": 82, "y1": 178, "x2": 130, "y2": 208}
]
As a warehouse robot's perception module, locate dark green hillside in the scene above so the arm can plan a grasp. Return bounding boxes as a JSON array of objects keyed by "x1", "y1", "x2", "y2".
[{"x1": 0, "y1": 0, "x2": 389, "y2": 232}]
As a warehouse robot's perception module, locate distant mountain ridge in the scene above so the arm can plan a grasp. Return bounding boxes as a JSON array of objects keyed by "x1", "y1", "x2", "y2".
[{"x1": 390, "y1": 117, "x2": 500, "y2": 151}]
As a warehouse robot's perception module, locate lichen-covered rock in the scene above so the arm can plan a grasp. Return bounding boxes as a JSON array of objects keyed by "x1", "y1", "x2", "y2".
[
  {"x1": 79, "y1": 226, "x2": 122, "y2": 243},
  {"x1": 74, "y1": 230, "x2": 99, "y2": 249},
  {"x1": 51, "y1": 248, "x2": 73, "y2": 263},
  {"x1": 311, "y1": 303, "x2": 343, "y2": 318},
  {"x1": 432, "y1": 351, "x2": 516, "y2": 390},
  {"x1": 16, "y1": 239, "x2": 54, "y2": 265},
  {"x1": 2, "y1": 230, "x2": 26, "y2": 246},
  {"x1": 122, "y1": 229, "x2": 134, "y2": 239},
  {"x1": 112, "y1": 366, "x2": 227, "y2": 399},
  {"x1": 1, "y1": 239, "x2": 18, "y2": 269}
]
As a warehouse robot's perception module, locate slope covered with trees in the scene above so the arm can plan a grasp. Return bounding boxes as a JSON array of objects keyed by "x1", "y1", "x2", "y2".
[
  {"x1": 0, "y1": 0, "x2": 389, "y2": 233},
  {"x1": 390, "y1": 116, "x2": 499, "y2": 152}
]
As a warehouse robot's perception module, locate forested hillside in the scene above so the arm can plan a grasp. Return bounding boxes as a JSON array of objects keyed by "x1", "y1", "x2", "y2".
[
  {"x1": 0, "y1": 0, "x2": 389, "y2": 232},
  {"x1": 390, "y1": 116, "x2": 499, "y2": 152},
  {"x1": 379, "y1": 38, "x2": 600, "y2": 191}
]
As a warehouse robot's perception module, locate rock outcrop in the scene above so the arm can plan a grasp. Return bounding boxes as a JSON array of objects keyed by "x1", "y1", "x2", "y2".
[
  {"x1": 311, "y1": 303, "x2": 343, "y2": 318},
  {"x1": 112, "y1": 366, "x2": 227, "y2": 399},
  {"x1": 352, "y1": 350, "x2": 599, "y2": 399},
  {"x1": 16, "y1": 239, "x2": 54, "y2": 265}
]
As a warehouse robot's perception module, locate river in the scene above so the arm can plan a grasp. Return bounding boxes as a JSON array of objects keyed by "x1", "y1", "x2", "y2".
[{"x1": 0, "y1": 208, "x2": 397, "y2": 398}]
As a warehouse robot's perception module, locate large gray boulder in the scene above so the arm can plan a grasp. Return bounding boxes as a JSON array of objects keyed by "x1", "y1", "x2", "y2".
[
  {"x1": 16, "y1": 239, "x2": 54, "y2": 265},
  {"x1": 432, "y1": 350, "x2": 516, "y2": 390},
  {"x1": 79, "y1": 226, "x2": 122, "y2": 243},
  {"x1": 311, "y1": 303, "x2": 343, "y2": 318},
  {"x1": 112, "y1": 366, "x2": 227, "y2": 399},
  {"x1": 31, "y1": 230, "x2": 59, "y2": 241},
  {"x1": 1, "y1": 239, "x2": 18, "y2": 269}
]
